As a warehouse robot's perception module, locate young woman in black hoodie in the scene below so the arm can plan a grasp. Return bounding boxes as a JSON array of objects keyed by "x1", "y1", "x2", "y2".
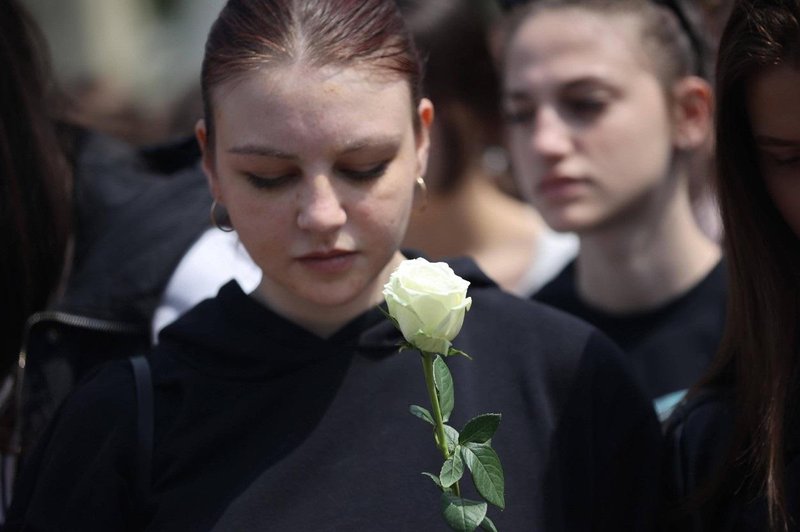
[{"x1": 6, "y1": 1, "x2": 660, "y2": 530}]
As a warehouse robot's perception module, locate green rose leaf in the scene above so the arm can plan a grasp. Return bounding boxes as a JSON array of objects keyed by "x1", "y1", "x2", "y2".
[
  {"x1": 441, "y1": 492, "x2": 487, "y2": 532},
  {"x1": 461, "y1": 443, "x2": 505, "y2": 509},
  {"x1": 409, "y1": 404, "x2": 435, "y2": 425},
  {"x1": 422, "y1": 471, "x2": 443, "y2": 489},
  {"x1": 479, "y1": 516, "x2": 499, "y2": 532},
  {"x1": 442, "y1": 424, "x2": 460, "y2": 454},
  {"x1": 433, "y1": 355, "x2": 455, "y2": 422},
  {"x1": 459, "y1": 413, "x2": 502, "y2": 445},
  {"x1": 439, "y1": 449, "x2": 465, "y2": 488}
]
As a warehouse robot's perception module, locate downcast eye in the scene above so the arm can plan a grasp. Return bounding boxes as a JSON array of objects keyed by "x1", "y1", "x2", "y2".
[{"x1": 338, "y1": 160, "x2": 391, "y2": 181}]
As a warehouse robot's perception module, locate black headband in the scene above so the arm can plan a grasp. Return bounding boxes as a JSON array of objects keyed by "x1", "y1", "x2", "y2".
[
  {"x1": 652, "y1": 0, "x2": 706, "y2": 76},
  {"x1": 498, "y1": 0, "x2": 706, "y2": 77}
]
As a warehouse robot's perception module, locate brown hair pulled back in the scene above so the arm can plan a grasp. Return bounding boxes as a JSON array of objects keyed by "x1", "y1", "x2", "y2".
[
  {"x1": 200, "y1": 0, "x2": 422, "y2": 149},
  {"x1": 503, "y1": 0, "x2": 705, "y2": 90}
]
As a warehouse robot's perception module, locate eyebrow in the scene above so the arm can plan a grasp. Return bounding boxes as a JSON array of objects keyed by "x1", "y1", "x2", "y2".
[
  {"x1": 228, "y1": 144, "x2": 295, "y2": 159},
  {"x1": 227, "y1": 135, "x2": 402, "y2": 158},
  {"x1": 504, "y1": 76, "x2": 614, "y2": 101},
  {"x1": 338, "y1": 135, "x2": 402, "y2": 154},
  {"x1": 754, "y1": 135, "x2": 800, "y2": 147}
]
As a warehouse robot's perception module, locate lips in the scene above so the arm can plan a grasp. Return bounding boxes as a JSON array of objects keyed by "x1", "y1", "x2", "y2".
[
  {"x1": 296, "y1": 249, "x2": 358, "y2": 274},
  {"x1": 536, "y1": 174, "x2": 587, "y2": 201}
]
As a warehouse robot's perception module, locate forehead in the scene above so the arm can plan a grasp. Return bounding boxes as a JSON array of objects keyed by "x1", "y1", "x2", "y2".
[
  {"x1": 211, "y1": 64, "x2": 415, "y2": 150},
  {"x1": 747, "y1": 63, "x2": 800, "y2": 139},
  {"x1": 504, "y1": 9, "x2": 651, "y2": 90}
]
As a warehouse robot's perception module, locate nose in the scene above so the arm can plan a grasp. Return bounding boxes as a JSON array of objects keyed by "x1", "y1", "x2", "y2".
[
  {"x1": 296, "y1": 173, "x2": 347, "y2": 233},
  {"x1": 530, "y1": 106, "x2": 572, "y2": 160}
]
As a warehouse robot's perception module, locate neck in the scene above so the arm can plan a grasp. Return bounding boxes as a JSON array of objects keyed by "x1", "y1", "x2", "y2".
[
  {"x1": 253, "y1": 252, "x2": 405, "y2": 338},
  {"x1": 403, "y1": 179, "x2": 481, "y2": 258},
  {"x1": 575, "y1": 180, "x2": 720, "y2": 313},
  {"x1": 403, "y1": 174, "x2": 544, "y2": 294}
]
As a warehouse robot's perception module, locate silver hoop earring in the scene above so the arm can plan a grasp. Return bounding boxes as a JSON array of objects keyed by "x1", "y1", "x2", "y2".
[
  {"x1": 415, "y1": 175, "x2": 428, "y2": 212},
  {"x1": 210, "y1": 199, "x2": 234, "y2": 232}
]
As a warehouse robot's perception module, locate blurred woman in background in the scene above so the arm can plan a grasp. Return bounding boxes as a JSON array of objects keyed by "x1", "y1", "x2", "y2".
[
  {"x1": 503, "y1": 0, "x2": 725, "y2": 416},
  {"x1": 399, "y1": 0, "x2": 577, "y2": 296}
]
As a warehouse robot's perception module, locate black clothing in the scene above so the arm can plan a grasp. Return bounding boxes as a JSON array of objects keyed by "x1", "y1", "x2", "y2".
[
  {"x1": 534, "y1": 261, "x2": 726, "y2": 402},
  {"x1": 20, "y1": 131, "x2": 210, "y2": 454},
  {"x1": 7, "y1": 258, "x2": 662, "y2": 531},
  {"x1": 661, "y1": 389, "x2": 800, "y2": 531}
]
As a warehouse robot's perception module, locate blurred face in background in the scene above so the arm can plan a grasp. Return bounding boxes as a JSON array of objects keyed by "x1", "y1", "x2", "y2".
[
  {"x1": 198, "y1": 64, "x2": 431, "y2": 324},
  {"x1": 503, "y1": 9, "x2": 677, "y2": 234},
  {"x1": 747, "y1": 63, "x2": 800, "y2": 238}
]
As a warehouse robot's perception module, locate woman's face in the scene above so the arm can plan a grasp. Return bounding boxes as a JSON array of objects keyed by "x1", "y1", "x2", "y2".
[
  {"x1": 747, "y1": 63, "x2": 800, "y2": 238},
  {"x1": 503, "y1": 9, "x2": 677, "y2": 233},
  {"x1": 198, "y1": 64, "x2": 431, "y2": 326}
]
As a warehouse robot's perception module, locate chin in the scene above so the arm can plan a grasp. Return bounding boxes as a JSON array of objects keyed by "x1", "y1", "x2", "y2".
[
  {"x1": 302, "y1": 279, "x2": 372, "y2": 309},
  {"x1": 539, "y1": 211, "x2": 584, "y2": 233},
  {"x1": 540, "y1": 202, "x2": 608, "y2": 234}
]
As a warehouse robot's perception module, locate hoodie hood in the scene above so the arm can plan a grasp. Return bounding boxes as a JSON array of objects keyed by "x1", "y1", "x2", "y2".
[{"x1": 157, "y1": 254, "x2": 496, "y2": 381}]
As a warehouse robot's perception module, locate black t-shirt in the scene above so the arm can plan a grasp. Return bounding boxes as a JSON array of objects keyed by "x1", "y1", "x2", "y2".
[
  {"x1": 7, "y1": 258, "x2": 661, "y2": 531},
  {"x1": 534, "y1": 261, "x2": 727, "y2": 405}
]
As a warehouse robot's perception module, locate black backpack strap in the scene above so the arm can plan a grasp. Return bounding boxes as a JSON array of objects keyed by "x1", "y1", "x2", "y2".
[{"x1": 129, "y1": 355, "x2": 153, "y2": 507}]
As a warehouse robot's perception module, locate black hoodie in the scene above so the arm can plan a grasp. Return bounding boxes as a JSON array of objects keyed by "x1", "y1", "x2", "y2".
[{"x1": 7, "y1": 257, "x2": 661, "y2": 531}]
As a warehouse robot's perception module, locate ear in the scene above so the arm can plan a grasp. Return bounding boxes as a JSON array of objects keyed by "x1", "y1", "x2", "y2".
[
  {"x1": 671, "y1": 76, "x2": 713, "y2": 150},
  {"x1": 415, "y1": 98, "x2": 434, "y2": 178},
  {"x1": 195, "y1": 119, "x2": 222, "y2": 203}
]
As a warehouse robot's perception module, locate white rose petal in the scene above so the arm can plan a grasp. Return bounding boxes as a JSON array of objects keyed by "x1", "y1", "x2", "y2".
[{"x1": 383, "y1": 258, "x2": 472, "y2": 355}]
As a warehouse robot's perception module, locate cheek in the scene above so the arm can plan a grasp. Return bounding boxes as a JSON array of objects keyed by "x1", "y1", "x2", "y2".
[
  {"x1": 223, "y1": 186, "x2": 288, "y2": 250},
  {"x1": 507, "y1": 129, "x2": 541, "y2": 200},
  {"x1": 224, "y1": 184, "x2": 269, "y2": 224},
  {"x1": 508, "y1": 128, "x2": 529, "y2": 160},
  {"x1": 586, "y1": 104, "x2": 672, "y2": 186},
  {"x1": 355, "y1": 181, "x2": 415, "y2": 244}
]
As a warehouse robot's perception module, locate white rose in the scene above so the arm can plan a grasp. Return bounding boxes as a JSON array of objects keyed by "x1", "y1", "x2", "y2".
[{"x1": 383, "y1": 258, "x2": 472, "y2": 354}]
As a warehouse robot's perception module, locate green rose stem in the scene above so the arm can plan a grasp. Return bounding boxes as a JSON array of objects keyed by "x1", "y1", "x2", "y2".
[
  {"x1": 384, "y1": 259, "x2": 506, "y2": 530},
  {"x1": 421, "y1": 351, "x2": 461, "y2": 497}
]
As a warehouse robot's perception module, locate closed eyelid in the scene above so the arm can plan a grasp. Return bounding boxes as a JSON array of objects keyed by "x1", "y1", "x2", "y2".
[
  {"x1": 244, "y1": 172, "x2": 296, "y2": 190},
  {"x1": 238, "y1": 161, "x2": 300, "y2": 180},
  {"x1": 559, "y1": 79, "x2": 620, "y2": 102},
  {"x1": 335, "y1": 160, "x2": 391, "y2": 183},
  {"x1": 560, "y1": 85, "x2": 614, "y2": 101},
  {"x1": 756, "y1": 141, "x2": 800, "y2": 156},
  {"x1": 761, "y1": 150, "x2": 800, "y2": 163},
  {"x1": 243, "y1": 159, "x2": 390, "y2": 188},
  {"x1": 755, "y1": 135, "x2": 800, "y2": 148},
  {"x1": 759, "y1": 147, "x2": 800, "y2": 156}
]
